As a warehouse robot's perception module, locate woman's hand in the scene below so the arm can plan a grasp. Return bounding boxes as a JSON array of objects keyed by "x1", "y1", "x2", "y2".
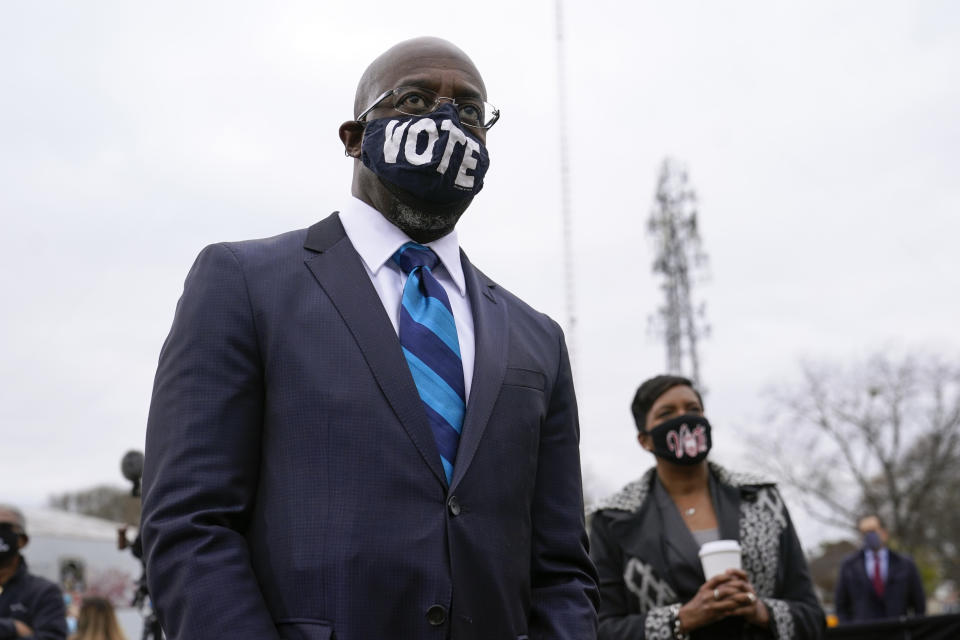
[
  {"x1": 678, "y1": 570, "x2": 770, "y2": 632},
  {"x1": 721, "y1": 569, "x2": 770, "y2": 628},
  {"x1": 677, "y1": 571, "x2": 751, "y2": 632}
]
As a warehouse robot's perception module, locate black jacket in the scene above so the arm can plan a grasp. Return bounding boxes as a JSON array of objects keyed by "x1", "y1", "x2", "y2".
[
  {"x1": 589, "y1": 464, "x2": 825, "y2": 640},
  {"x1": 0, "y1": 558, "x2": 66, "y2": 640},
  {"x1": 834, "y1": 548, "x2": 926, "y2": 623}
]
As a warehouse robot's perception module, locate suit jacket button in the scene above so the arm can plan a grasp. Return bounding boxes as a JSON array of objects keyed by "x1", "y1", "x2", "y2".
[
  {"x1": 426, "y1": 604, "x2": 447, "y2": 626},
  {"x1": 447, "y1": 495, "x2": 461, "y2": 516}
]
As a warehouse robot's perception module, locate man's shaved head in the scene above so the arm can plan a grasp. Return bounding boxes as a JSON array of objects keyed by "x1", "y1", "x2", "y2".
[{"x1": 353, "y1": 37, "x2": 486, "y2": 118}]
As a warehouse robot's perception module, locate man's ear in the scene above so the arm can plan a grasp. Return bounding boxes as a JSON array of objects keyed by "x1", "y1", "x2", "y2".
[{"x1": 339, "y1": 121, "x2": 365, "y2": 159}]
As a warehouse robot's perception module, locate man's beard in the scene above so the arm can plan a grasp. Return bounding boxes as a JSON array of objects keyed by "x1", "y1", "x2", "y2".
[{"x1": 380, "y1": 178, "x2": 472, "y2": 241}]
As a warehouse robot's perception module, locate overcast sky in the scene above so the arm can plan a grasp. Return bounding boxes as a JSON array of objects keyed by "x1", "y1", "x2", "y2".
[{"x1": 2, "y1": 1, "x2": 958, "y2": 550}]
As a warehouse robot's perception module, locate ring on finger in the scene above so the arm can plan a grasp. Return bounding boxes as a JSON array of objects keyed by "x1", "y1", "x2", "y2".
[
  {"x1": 747, "y1": 592, "x2": 756, "y2": 604},
  {"x1": 714, "y1": 588, "x2": 720, "y2": 601}
]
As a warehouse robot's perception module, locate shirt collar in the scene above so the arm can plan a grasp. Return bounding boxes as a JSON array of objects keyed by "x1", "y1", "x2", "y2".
[{"x1": 338, "y1": 196, "x2": 467, "y2": 297}]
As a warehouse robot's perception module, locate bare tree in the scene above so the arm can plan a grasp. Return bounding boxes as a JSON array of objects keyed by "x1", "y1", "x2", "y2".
[
  {"x1": 647, "y1": 158, "x2": 709, "y2": 386},
  {"x1": 807, "y1": 539, "x2": 858, "y2": 603},
  {"x1": 757, "y1": 351, "x2": 960, "y2": 579},
  {"x1": 48, "y1": 484, "x2": 137, "y2": 524}
]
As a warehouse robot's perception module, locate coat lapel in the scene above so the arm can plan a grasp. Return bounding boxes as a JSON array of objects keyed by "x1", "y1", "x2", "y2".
[
  {"x1": 302, "y1": 213, "x2": 446, "y2": 487},
  {"x1": 449, "y1": 253, "x2": 507, "y2": 491},
  {"x1": 652, "y1": 478, "x2": 706, "y2": 594},
  {"x1": 614, "y1": 486, "x2": 682, "y2": 598},
  {"x1": 712, "y1": 474, "x2": 741, "y2": 541}
]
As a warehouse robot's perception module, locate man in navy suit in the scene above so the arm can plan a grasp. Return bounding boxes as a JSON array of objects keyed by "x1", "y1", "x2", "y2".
[
  {"x1": 834, "y1": 515, "x2": 926, "y2": 623},
  {"x1": 141, "y1": 36, "x2": 598, "y2": 640}
]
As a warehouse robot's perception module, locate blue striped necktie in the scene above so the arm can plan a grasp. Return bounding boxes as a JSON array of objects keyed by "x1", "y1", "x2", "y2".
[{"x1": 392, "y1": 242, "x2": 465, "y2": 485}]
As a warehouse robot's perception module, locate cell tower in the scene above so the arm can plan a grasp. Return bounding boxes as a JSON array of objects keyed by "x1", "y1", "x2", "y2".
[{"x1": 647, "y1": 158, "x2": 709, "y2": 386}]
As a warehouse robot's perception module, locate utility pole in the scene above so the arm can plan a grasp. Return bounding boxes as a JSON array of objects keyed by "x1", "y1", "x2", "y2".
[
  {"x1": 647, "y1": 158, "x2": 709, "y2": 386},
  {"x1": 554, "y1": 0, "x2": 577, "y2": 368}
]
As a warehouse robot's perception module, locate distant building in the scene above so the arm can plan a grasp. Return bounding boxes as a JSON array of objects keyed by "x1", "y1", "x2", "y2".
[{"x1": 20, "y1": 507, "x2": 144, "y2": 639}]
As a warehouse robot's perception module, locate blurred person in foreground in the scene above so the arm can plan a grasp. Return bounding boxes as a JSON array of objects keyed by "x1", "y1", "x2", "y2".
[
  {"x1": 0, "y1": 505, "x2": 67, "y2": 640},
  {"x1": 834, "y1": 514, "x2": 925, "y2": 623},
  {"x1": 69, "y1": 598, "x2": 125, "y2": 640},
  {"x1": 589, "y1": 375, "x2": 825, "y2": 639},
  {"x1": 141, "y1": 36, "x2": 597, "y2": 640}
]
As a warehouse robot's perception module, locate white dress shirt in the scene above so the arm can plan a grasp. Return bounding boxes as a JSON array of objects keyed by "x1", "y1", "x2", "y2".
[{"x1": 338, "y1": 196, "x2": 475, "y2": 400}]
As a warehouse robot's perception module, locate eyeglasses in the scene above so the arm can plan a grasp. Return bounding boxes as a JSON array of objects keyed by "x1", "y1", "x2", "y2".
[{"x1": 356, "y1": 86, "x2": 500, "y2": 130}]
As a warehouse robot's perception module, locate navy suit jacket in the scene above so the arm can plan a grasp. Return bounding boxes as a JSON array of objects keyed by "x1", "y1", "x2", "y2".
[
  {"x1": 141, "y1": 213, "x2": 599, "y2": 640},
  {"x1": 834, "y1": 548, "x2": 926, "y2": 623}
]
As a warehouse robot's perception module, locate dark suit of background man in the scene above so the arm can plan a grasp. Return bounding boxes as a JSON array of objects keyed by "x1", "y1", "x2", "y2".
[
  {"x1": 835, "y1": 514, "x2": 926, "y2": 623},
  {"x1": 141, "y1": 36, "x2": 599, "y2": 640},
  {"x1": 0, "y1": 505, "x2": 67, "y2": 640}
]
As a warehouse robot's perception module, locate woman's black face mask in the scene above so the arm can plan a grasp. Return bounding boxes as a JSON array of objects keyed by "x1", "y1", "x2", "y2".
[
  {"x1": 0, "y1": 523, "x2": 21, "y2": 564},
  {"x1": 646, "y1": 414, "x2": 712, "y2": 466}
]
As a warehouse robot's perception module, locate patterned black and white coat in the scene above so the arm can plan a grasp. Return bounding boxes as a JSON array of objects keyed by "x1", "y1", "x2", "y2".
[{"x1": 589, "y1": 463, "x2": 825, "y2": 640}]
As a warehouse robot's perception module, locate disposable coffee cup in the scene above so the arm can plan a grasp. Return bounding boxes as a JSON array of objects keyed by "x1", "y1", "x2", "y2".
[{"x1": 698, "y1": 539, "x2": 742, "y2": 579}]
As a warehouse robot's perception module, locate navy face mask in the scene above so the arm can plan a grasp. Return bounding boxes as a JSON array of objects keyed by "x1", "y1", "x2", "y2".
[
  {"x1": 360, "y1": 103, "x2": 490, "y2": 204},
  {"x1": 863, "y1": 530, "x2": 883, "y2": 551},
  {"x1": 647, "y1": 414, "x2": 712, "y2": 466}
]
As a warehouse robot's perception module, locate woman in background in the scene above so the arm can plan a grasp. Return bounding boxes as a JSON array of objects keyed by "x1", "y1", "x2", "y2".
[
  {"x1": 70, "y1": 597, "x2": 127, "y2": 640},
  {"x1": 590, "y1": 374, "x2": 824, "y2": 639}
]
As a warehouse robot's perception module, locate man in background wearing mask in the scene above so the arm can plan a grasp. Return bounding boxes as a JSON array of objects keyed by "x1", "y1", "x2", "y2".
[
  {"x1": 835, "y1": 514, "x2": 926, "y2": 622},
  {"x1": 0, "y1": 505, "x2": 67, "y2": 640},
  {"x1": 141, "y1": 37, "x2": 598, "y2": 640}
]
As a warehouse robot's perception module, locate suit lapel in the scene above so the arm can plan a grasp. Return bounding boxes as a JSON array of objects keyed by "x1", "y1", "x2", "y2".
[
  {"x1": 854, "y1": 549, "x2": 870, "y2": 588},
  {"x1": 302, "y1": 213, "x2": 446, "y2": 487},
  {"x1": 856, "y1": 549, "x2": 886, "y2": 605},
  {"x1": 450, "y1": 252, "x2": 507, "y2": 491},
  {"x1": 883, "y1": 551, "x2": 900, "y2": 609}
]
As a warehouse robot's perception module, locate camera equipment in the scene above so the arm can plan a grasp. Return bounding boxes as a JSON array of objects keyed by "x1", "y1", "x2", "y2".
[
  {"x1": 119, "y1": 450, "x2": 162, "y2": 640},
  {"x1": 121, "y1": 450, "x2": 145, "y2": 498}
]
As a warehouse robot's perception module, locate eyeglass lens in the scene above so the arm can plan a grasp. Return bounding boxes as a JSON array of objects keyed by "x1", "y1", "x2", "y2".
[{"x1": 391, "y1": 86, "x2": 496, "y2": 128}]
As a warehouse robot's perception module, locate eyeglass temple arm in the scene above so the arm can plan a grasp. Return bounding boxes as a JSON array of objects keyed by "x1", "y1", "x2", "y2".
[{"x1": 355, "y1": 88, "x2": 395, "y2": 123}]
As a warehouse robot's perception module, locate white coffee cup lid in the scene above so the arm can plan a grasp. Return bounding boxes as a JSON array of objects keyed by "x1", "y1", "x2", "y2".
[{"x1": 698, "y1": 539, "x2": 741, "y2": 556}]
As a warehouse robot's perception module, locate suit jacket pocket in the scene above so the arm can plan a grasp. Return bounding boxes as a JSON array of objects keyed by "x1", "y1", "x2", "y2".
[
  {"x1": 502, "y1": 367, "x2": 546, "y2": 391},
  {"x1": 276, "y1": 619, "x2": 333, "y2": 640}
]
